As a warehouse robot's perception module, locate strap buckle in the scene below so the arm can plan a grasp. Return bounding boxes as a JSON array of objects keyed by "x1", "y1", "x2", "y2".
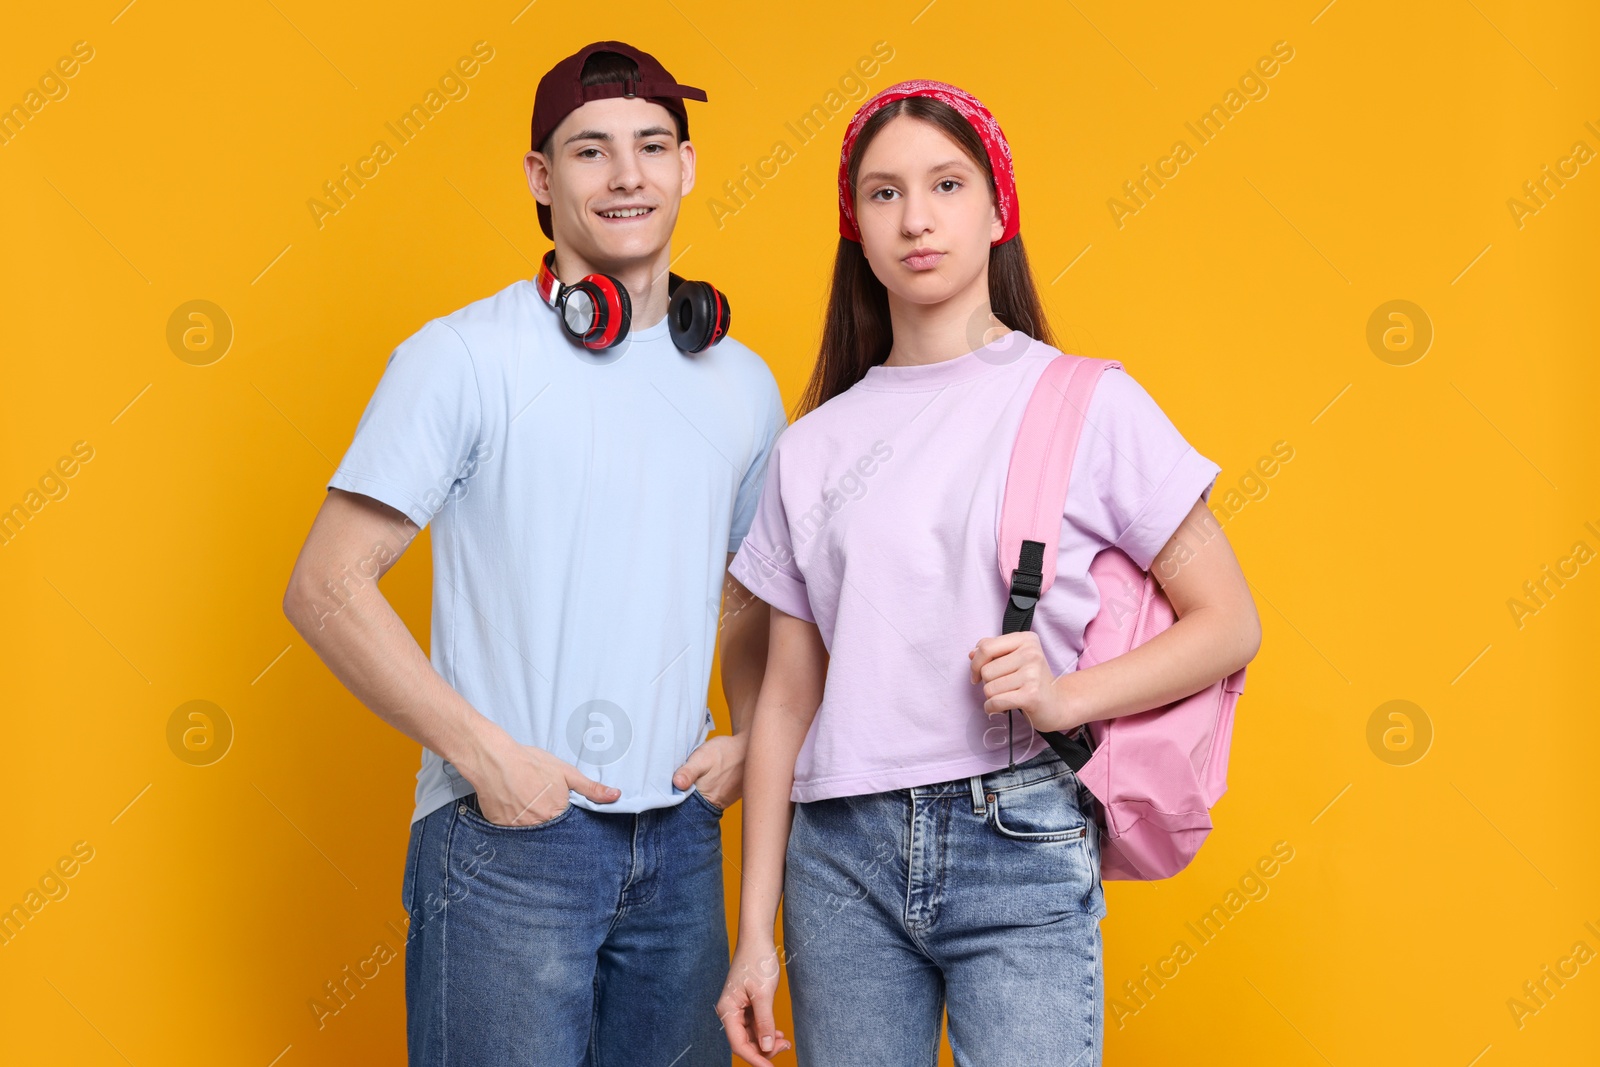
[{"x1": 1008, "y1": 567, "x2": 1041, "y2": 613}]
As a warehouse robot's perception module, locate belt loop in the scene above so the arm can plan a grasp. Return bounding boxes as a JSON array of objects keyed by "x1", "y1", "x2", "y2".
[{"x1": 968, "y1": 774, "x2": 986, "y2": 816}]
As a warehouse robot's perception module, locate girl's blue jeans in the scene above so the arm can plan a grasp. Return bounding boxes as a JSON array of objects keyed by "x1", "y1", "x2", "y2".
[{"x1": 782, "y1": 747, "x2": 1107, "y2": 1067}]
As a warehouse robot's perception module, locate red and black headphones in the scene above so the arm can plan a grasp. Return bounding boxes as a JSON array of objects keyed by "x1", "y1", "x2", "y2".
[{"x1": 535, "y1": 250, "x2": 731, "y2": 354}]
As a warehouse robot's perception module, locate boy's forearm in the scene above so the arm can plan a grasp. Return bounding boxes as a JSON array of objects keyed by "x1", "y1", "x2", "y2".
[
  {"x1": 719, "y1": 572, "x2": 771, "y2": 735},
  {"x1": 736, "y1": 697, "x2": 811, "y2": 943},
  {"x1": 285, "y1": 571, "x2": 508, "y2": 781}
]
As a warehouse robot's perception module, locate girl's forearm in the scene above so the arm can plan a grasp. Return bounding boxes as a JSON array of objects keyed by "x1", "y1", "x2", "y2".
[
  {"x1": 1057, "y1": 600, "x2": 1259, "y2": 728},
  {"x1": 736, "y1": 697, "x2": 815, "y2": 943}
]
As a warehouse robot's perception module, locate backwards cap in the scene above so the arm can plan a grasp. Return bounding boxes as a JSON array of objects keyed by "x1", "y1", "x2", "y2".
[{"x1": 530, "y1": 41, "x2": 707, "y2": 239}]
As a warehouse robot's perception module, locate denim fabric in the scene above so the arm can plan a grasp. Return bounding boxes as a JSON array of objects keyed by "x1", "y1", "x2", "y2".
[
  {"x1": 402, "y1": 788, "x2": 731, "y2": 1066},
  {"x1": 782, "y1": 748, "x2": 1106, "y2": 1067}
]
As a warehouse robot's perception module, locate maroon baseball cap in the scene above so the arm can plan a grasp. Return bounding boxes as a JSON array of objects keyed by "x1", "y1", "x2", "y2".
[{"x1": 530, "y1": 41, "x2": 707, "y2": 239}]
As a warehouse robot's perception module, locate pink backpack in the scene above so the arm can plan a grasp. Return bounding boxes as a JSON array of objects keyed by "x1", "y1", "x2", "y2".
[{"x1": 996, "y1": 353, "x2": 1246, "y2": 880}]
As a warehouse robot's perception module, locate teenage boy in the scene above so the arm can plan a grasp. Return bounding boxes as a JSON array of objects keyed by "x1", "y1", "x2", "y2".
[{"x1": 282, "y1": 40, "x2": 787, "y2": 1066}]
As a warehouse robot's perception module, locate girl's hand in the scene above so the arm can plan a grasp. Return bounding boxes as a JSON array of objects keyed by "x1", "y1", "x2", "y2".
[
  {"x1": 969, "y1": 631, "x2": 1079, "y2": 734},
  {"x1": 717, "y1": 938, "x2": 793, "y2": 1065}
]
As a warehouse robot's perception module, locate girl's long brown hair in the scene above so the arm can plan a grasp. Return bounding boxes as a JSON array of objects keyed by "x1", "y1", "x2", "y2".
[{"x1": 799, "y1": 96, "x2": 1056, "y2": 416}]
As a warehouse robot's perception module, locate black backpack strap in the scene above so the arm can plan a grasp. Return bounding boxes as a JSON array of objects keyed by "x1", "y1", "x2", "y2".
[
  {"x1": 1002, "y1": 540, "x2": 1044, "y2": 633},
  {"x1": 1001, "y1": 538, "x2": 1095, "y2": 773}
]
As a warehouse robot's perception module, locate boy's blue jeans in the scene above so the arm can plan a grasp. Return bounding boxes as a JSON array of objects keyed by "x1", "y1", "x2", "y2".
[
  {"x1": 402, "y1": 787, "x2": 731, "y2": 1066},
  {"x1": 782, "y1": 748, "x2": 1107, "y2": 1067}
]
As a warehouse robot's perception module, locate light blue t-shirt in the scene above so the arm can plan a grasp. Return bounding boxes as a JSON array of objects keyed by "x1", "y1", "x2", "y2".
[{"x1": 327, "y1": 278, "x2": 787, "y2": 824}]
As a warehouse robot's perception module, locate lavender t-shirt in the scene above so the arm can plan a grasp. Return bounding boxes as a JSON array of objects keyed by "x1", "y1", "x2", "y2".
[{"x1": 727, "y1": 334, "x2": 1222, "y2": 802}]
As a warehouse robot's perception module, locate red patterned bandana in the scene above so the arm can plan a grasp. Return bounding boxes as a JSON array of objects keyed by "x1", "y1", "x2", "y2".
[{"x1": 836, "y1": 79, "x2": 1020, "y2": 246}]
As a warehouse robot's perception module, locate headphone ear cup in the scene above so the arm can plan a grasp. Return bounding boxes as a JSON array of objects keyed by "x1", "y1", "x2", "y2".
[
  {"x1": 668, "y1": 281, "x2": 731, "y2": 353},
  {"x1": 556, "y1": 282, "x2": 598, "y2": 344},
  {"x1": 601, "y1": 274, "x2": 632, "y2": 347},
  {"x1": 709, "y1": 286, "x2": 730, "y2": 348},
  {"x1": 564, "y1": 274, "x2": 631, "y2": 350}
]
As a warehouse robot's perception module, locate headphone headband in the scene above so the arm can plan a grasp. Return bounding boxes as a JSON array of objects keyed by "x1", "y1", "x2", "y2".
[{"x1": 535, "y1": 249, "x2": 563, "y2": 309}]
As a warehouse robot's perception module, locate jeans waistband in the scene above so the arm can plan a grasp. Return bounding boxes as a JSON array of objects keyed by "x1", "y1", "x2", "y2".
[{"x1": 908, "y1": 747, "x2": 1074, "y2": 801}]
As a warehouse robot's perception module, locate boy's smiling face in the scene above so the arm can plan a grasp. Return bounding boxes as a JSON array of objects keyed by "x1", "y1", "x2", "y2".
[{"x1": 527, "y1": 96, "x2": 695, "y2": 271}]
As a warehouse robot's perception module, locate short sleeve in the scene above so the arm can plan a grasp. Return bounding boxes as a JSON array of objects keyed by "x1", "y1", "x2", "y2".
[
  {"x1": 729, "y1": 377, "x2": 788, "y2": 554},
  {"x1": 1066, "y1": 367, "x2": 1222, "y2": 573},
  {"x1": 327, "y1": 319, "x2": 484, "y2": 530},
  {"x1": 727, "y1": 441, "x2": 814, "y2": 623}
]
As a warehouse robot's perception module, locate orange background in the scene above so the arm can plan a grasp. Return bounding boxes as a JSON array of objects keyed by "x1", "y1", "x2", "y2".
[{"x1": 2, "y1": 1, "x2": 1596, "y2": 1064}]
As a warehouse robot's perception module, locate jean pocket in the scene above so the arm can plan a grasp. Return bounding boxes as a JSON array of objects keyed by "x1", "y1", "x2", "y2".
[
  {"x1": 402, "y1": 817, "x2": 423, "y2": 916},
  {"x1": 458, "y1": 791, "x2": 576, "y2": 832},
  {"x1": 988, "y1": 772, "x2": 1089, "y2": 843},
  {"x1": 688, "y1": 787, "x2": 725, "y2": 816}
]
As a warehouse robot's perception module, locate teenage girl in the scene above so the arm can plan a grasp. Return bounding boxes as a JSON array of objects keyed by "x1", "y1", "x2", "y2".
[{"x1": 717, "y1": 80, "x2": 1260, "y2": 1067}]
